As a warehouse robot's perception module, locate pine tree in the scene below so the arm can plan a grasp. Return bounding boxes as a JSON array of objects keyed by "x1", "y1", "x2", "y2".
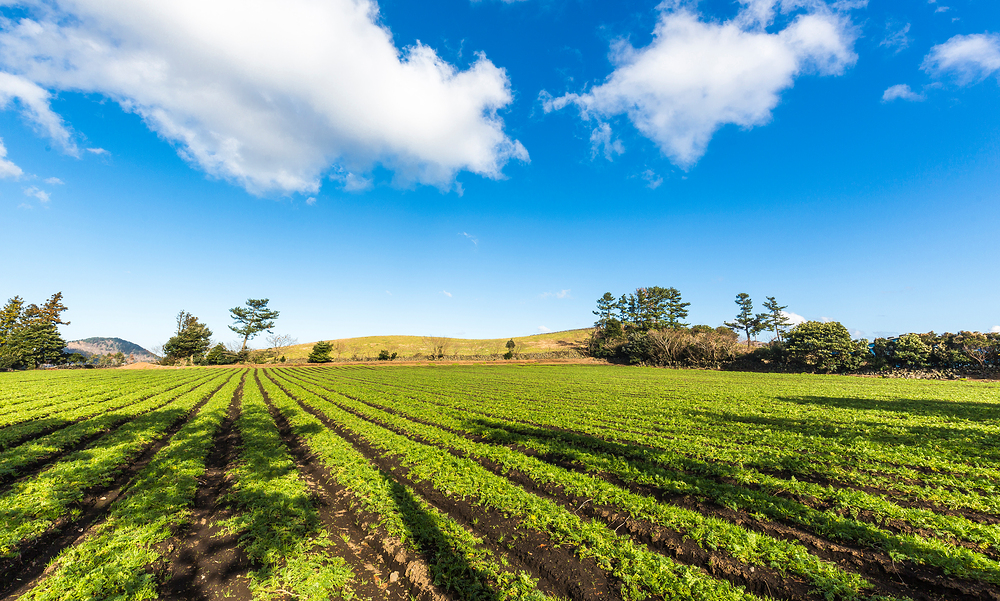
[
  {"x1": 308, "y1": 341, "x2": 333, "y2": 363},
  {"x1": 724, "y1": 293, "x2": 764, "y2": 350},
  {"x1": 230, "y1": 299, "x2": 280, "y2": 351},
  {"x1": 761, "y1": 296, "x2": 793, "y2": 342}
]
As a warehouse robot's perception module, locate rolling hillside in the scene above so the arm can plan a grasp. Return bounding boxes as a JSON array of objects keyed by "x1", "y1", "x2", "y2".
[{"x1": 278, "y1": 328, "x2": 592, "y2": 361}]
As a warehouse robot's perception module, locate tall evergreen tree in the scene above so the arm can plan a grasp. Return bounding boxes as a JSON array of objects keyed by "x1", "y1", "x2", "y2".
[
  {"x1": 230, "y1": 298, "x2": 280, "y2": 351},
  {"x1": 761, "y1": 296, "x2": 793, "y2": 342},
  {"x1": 163, "y1": 311, "x2": 213, "y2": 360},
  {"x1": 724, "y1": 293, "x2": 764, "y2": 349}
]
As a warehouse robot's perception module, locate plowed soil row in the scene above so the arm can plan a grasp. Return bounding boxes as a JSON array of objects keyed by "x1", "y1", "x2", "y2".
[
  {"x1": 0, "y1": 376, "x2": 230, "y2": 601},
  {"x1": 299, "y1": 377, "x2": 1000, "y2": 601},
  {"x1": 269, "y1": 374, "x2": 627, "y2": 601},
  {"x1": 0, "y1": 395, "x2": 184, "y2": 491},
  {"x1": 257, "y1": 378, "x2": 446, "y2": 601},
  {"x1": 159, "y1": 378, "x2": 252, "y2": 601}
]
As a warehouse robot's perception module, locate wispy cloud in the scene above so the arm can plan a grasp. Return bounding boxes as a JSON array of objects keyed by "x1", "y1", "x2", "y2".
[
  {"x1": 460, "y1": 232, "x2": 479, "y2": 246},
  {"x1": 882, "y1": 84, "x2": 925, "y2": 102},
  {"x1": 86, "y1": 148, "x2": 110, "y2": 156},
  {"x1": 441, "y1": 290, "x2": 453, "y2": 298},
  {"x1": 0, "y1": 138, "x2": 23, "y2": 179},
  {"x1": 537, "y1": 325, "x2": 551, "y2": 333},
  {"x1": 0, "y1": 73, "x2": 78, "y2": 156},
  {"x1": 879, "y1": 22, "x2": 911, "y2": 53},
  {"x1": 305, "y1": 196, "x2": 317, "y2": 205},
  {"x1": 44, "y1": 177, "x2": 64, "y2": 185},
  {"x1": 541, "y1": 289, "x2": 572, "y2": 299},
  {"x1": 991, "y1": 325, "x2": 1000, "y2": 333},
  {"x1": 641, "y1": 169, "x2": 663, "y2": 189},
  {"x1": 589, "y1": 122, "x2": 624, "y2": 161},
  {"x1": 922, "y1": 33, "x2": 1000, "y2": 85},
  {"x1": 23, "y1": 186, "x2": 50, "y2": 203}
]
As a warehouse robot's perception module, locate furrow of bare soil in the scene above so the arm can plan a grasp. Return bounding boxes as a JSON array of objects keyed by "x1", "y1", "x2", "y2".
[
  {"x1": 257, "y1": 384, "x2": 441, "y2": 601},
  {"x1": 300, "y1": 383, "x2": 1000, "y2": 601},
  {"x1": 0, "y1": 397, "x2": 184, "y2": 492},
  {"x1": 308, "y1": 387, "x2": 806, "y2": 601},
  {"x1": 0, "y1": 377, "x2": 230, "y2": 601},
  {"x1": 158, "y1": 377, "x2": 253, "y2": 601},
  {"x1": 281, "y1": 392, "x2": 624, "y2": 601}
]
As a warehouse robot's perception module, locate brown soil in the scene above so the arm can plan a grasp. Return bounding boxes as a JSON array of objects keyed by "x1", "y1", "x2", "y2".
[
  {"x1": 294, "y1": 377, "x2": 1000, "y2": 601},
  {"x1": 0, "y1": 377, "x2": 230, "y2": 601},
  {"x1": 158, "y1": 376, "x2": 253, "y2": 601},
  {"x1": 257, "y1": 374, "x2": 444, "y2": 601},
  {"x1": 264, "y1": 371, "x2": 624, "y2": 601}
]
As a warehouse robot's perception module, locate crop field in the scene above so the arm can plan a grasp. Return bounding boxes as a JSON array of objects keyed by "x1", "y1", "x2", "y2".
[{"x1": 0, "y1": 365, "x2": 998, "y2": 601}]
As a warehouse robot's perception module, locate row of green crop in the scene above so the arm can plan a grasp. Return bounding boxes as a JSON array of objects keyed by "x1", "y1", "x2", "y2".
[
  {"x1": 295, "y1": 368, "x2": 1000, "y2": 583},
  {"x1": 0, "y1": 370, "x2": 198, "y2": 429},
  {"x1": 0, "y1": 371, "x2": 213, "y2": 454},
  {"x1": 324, "y1": 367, "x2": 1000, "y2": 516},
  {"x1": 258, "y1": 371, "x2": 556, "y2": 601},
  {"x1": 0, "y1": 370, "x2": 237, "y2": 556},
  {"x1": 0, "y1": 373, "x2": 216, "y2": 483},
  {"x1": 20, "y1": 371, "x2": 243, "y2": 601},
  {"x1": 0, "y1": 370, "x2": 189, "y2": 417},
  {"x1": 353, "y1": 365, "x2": 1000, "y2": 486},
  {"x1": 0, "y1": 370, "x2": 119, "y2": 403},
  {"x1": 280, "y1": 369, "x2": 887, "y2": 601},
  {"x1": 221, "y1": 375, "x2": 357, "y2": 600},
  {"x1": 266, "y1": 370, "x2": 766, "y2": 601}
]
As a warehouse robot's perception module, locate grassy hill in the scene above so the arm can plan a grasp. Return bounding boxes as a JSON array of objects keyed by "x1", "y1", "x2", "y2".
[
  {"x1": 66, "y1": 337, "x2": 159, "y2": 362},
  {"x1": 278, "y1": 328, "x2": 592, "y2": 361}
]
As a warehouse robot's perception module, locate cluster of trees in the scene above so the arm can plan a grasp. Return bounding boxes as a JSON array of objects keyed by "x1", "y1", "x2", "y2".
[
  {"x1": 0, "y1": 293, "x2": 71, "y2": 370},
  {"x1": 161, "y1": 299, "x2": 287, "y2": 365},
  {"x1": 589, "y1": 287, "x2": 742, "y2": 366}
]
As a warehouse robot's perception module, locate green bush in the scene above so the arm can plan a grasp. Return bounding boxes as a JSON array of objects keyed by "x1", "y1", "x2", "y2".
[
  {"x1": 308, "y1": 341, "x2": 333, "y2": 363},
  {"x1": 783, "y1": 321, "x2": 868, "y2": 373}
]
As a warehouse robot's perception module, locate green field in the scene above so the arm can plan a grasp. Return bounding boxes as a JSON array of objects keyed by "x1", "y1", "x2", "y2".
[{"x1": 1, "y1": 365, "x2": 998, "y2": 601}]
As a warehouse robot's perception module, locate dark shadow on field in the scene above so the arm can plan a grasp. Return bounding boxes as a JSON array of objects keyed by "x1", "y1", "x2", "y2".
[{"x1": 375, "y1": 470, "x2": 505, "y2": 601}]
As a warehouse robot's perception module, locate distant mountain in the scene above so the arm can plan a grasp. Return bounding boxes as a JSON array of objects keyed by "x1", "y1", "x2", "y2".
[{"x1": 66, "y1": 337, "x2": 159, "y2": 362}]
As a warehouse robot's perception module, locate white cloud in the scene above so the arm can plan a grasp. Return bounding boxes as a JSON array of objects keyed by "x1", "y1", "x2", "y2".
[
  {"x1": 879, "y1": 22, "x2": 910, "y2": 52},
  {"x1": 922, "y1": 33, "x2": 1000, "y2": 85},
  {"x1": 537, "y1": 325, "x2": 551, "y2": 333},
  {"x1": 543, "y1": 1, "x2": 858, "y2": 168},
  {"x1": 0, "y1": 72, "x2": 77, "y2": 155},
  {"x1": 23, "y1": 185, "x2": 50, "y2": 203},
  {"x1": 991, "y1": 325, "x2": 1000, "y2": 333},
  {"x1": 44, "y1": 176, "x2": 64, "y2": 184},
  {"x1": 0, "y1": 0, "x2": 527, "y2": 195},
  {"x1": 640, "y1": 168, "x2": 663, "y2": 189},
  {"x1": 882, "y1": 84, "x2": 925, "y2": 102},
  {"x1": 0, "y1": 138, "x2": 24, "y2": 179},
  {"x1": 540, "y1": 289, "x2": 571, "y2": 299},
  {"x1": 782, "y1": 310, "x2": 807, "y2": 325},
  {"x1": 589, "y1": 122, "x2": 624, "y2": 161},
  {"x1": 305, "y1": 196, "x2": 317, "y2": 205},
  {"x1": 460, "y1": 232, "x2": 478, "y2": 246},
  {"x1": 86, "y1": 148, "x2": 109, "y2": 155},
  {"x1": 339, "y1": 172, "x2": 373, "y2": 192},
  {"x1": 441, "y1": 290, "x2": 453, "y2": 298}
]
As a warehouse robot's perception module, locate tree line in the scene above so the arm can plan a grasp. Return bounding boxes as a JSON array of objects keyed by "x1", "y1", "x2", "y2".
[
  {"x1": 589, "y1": 288, "x2": 1000, "y2": 374},
  {"x1": 161, "y1": 299, "x2": 290, "y2": 365},
  {"x1": 0, "y1": 293, "x2": 73, "y2": 369}
]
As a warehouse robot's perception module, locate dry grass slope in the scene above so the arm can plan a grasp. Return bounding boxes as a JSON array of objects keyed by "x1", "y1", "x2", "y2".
[{"x1": 279, "y1": 328, "x2": 592, "y2": 361}]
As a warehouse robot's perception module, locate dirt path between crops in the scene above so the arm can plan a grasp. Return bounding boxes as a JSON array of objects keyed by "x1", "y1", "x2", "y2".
[
  {"x1": 0, "y1": 376, "x2": 232, "y2": 601},
  {"x1": 159, "y1": 376, "x2": 253, "y2": 601},
  {"x1": 258, "y1": 376, "x2": 443, "y2": 601},
  {"x1": 294, "y1": 375, "x2": 1000, "y2": 601},
  {"x1": 264, "y1": 372, "x2": 625, "y2": 601}
]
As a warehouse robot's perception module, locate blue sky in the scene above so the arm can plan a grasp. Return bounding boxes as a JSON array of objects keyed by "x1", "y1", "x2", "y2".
[{"x1": 1, "y1": 0, "x2": 998, "y2": 351}]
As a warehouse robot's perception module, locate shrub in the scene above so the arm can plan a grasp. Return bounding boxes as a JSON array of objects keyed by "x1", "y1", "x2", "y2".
[
  {"x1": 783, "y1": 321, "x2": 868, "y2": 373},
  {"x1": 308, "y1": 341, "x2": 333, "y2": 363}
]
